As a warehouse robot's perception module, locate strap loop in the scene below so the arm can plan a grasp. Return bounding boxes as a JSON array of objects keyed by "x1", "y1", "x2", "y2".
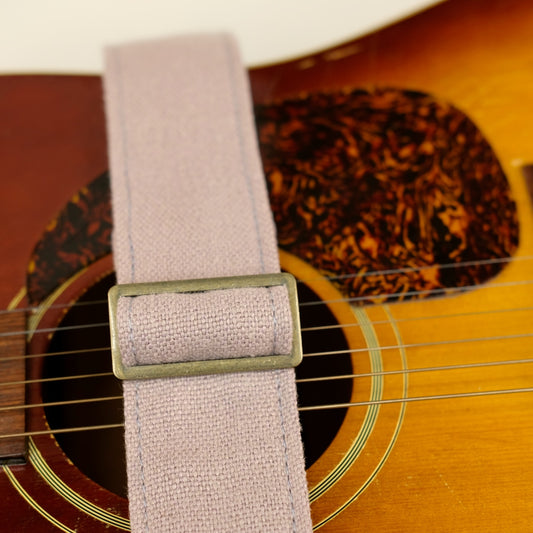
[{"x1": 109, "y1": 273, "x2": 302, "y2": 379}]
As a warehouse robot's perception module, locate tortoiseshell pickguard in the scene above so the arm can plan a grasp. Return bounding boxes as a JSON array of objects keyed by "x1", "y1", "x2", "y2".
[
  {"x1": 27, "y1": 173, "x2": 112, "y2": 304},
  {"x1": 27, "y1": 88, "x2": 519, "y2": 305},
  {"x1": 256, "y1": 88, "x2": 519, "y2": 302}
]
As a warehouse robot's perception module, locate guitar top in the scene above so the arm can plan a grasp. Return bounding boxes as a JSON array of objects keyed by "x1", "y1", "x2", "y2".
[{"x1": 1, "y1": 0, "x2": 532, "y2": 530}]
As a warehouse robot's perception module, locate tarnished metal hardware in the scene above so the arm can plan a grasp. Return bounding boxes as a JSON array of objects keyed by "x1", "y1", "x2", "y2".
[{"x1": 108, "y1": 273, "x2": 302, "y2": 380}]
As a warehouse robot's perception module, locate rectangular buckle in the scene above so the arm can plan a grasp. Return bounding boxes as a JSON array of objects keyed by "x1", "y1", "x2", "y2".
[{"x1": 108, "y1": 273, "x2": 302, "y2": 380}]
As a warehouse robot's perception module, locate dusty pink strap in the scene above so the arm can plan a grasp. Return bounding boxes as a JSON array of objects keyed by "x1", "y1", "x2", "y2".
[{"x1": 103, "y1": 35, "x2": 312, "y2": 532}]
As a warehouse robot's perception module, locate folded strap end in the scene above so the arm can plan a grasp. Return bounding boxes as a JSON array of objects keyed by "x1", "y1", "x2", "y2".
[{"x1": 108, "y1": 273, "x2": 303, "y2": 380}]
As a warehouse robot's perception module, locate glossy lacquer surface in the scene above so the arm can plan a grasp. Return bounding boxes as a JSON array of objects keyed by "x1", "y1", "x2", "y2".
[{"x1": 0, "y1": 0, "x2": 532, "y2": 530}]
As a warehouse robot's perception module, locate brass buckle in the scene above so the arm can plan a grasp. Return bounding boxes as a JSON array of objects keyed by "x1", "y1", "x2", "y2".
[{"x1": 108, "y1": 273, "x2": 302, "y2": 380}]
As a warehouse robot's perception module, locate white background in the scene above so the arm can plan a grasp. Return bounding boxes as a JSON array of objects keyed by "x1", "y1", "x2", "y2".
[{"x1": 1, "y1": 0, "x2": 440, "y2": 72}]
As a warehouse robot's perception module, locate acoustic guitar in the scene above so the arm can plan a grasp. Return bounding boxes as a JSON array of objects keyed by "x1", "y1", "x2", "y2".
[{"x1": 1, "y1": 0, "x2": 532, "y2": 530}]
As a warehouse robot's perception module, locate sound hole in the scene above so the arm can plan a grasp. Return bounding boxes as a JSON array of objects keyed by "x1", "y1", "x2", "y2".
[{"x1": 42, "y1": 274, "x2": 353, "y2": 498}]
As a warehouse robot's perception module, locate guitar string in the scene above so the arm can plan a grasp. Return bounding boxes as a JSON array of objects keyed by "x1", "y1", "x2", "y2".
[
  {"x1": 2, "y1": 303, "x2": 533, "y2": 362},
  {"x1": 3, "y1": 304, "x2": 531, "y2": 341},
  {"x1": 0, "y1": 329, "x2": 532, "y2": 388},
  {"x1": 0, "y1": 318, "x2": 531, "y2": 387},
  {"x1": 300, "y1": 279, "x2": 533, "y2": 308},
  {"x1": 1, "y1": 278, "x2": 532, "y2": 339},
  {"x1": 0, "y1": 330, "x2": 531, "y2": 388},
  {"x1": 304, "y1": 332, "x2": 533, "y2": 358},
  {"x1": 0, "y1": 395, "x2": 123, "y2": 411},
  {"x1": 1, "y1": 294, "x2": 531, "y2": 387},
  {"x1": 0, "y1": 298, "x2": 108, "y2": 316},
  {"x1": 0, "y1": 257, "x2": 529, "y2": 426},
  {"x1": 2, "y1": 386, "x2": 533, "y2": 440},
  {"x1": 1, "y1": 356, "x2": 532, "y2": 412},
  {"x1": 0, "y1": 372, "x2": 114, "y2": 387},
  {"x1": 301, "y1": 255, "x2": 533, "y2": 283},
  {"x1": 1, "y1": 254, "x2": 532, "y2": 317},
  {"x1": 298, "y1": 387, "x2": 533, "y2": 411},
  {"x1": 0, "y1": 322, "x2": 109, "y2": 339},
  {"x1": 1, "y1": 346, "x2": 109, "y2": 363},
  {"x1": 302, "y1": 305, "x2": 533, "y2": 332}
]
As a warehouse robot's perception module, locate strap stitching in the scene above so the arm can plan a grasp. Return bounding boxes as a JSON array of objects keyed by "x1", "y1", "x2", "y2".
[
  {"x1": 222, "y1": 35, "x2": 267, "y2": 273},
  {"x1": 276, "y1": 371, "x2": 298, "y2": 532},
  {"x1": 224, "y1": 35, "x2": 298, "y2": 531},
  {"x1": 110, "y1": 49, "x2": 137, "y2": 283},
  {"x1": 133, "y1": 383, "x2": 150, "y2": 533},
  {"x1": 114, "y1": 49, "x2": 149, "y2": 531}
]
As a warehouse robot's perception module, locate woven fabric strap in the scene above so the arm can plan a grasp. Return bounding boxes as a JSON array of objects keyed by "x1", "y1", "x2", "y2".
[{"x1": 103, "y1": 35, "x2": 312, "y2": 532}]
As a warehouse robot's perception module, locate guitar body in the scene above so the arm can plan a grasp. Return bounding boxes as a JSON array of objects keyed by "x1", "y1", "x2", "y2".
[{"x1": 1, "y1": 0, "x2": 532, "y2": 530}]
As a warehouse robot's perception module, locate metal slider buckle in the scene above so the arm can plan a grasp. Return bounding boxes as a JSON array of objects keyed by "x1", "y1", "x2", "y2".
[{"x1": 108, "y1": 273, "x2": 302, "y2": 380}]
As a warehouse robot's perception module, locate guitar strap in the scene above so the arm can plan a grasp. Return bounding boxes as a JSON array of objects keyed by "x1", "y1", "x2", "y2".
[{"x1": 103, "y1": 35, "x2": 312, "y2": 532}]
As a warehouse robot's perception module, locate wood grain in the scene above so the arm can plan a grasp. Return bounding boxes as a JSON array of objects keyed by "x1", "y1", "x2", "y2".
[{"x1": 0, "y1": 312, "x2": 26, "y2": 459}]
